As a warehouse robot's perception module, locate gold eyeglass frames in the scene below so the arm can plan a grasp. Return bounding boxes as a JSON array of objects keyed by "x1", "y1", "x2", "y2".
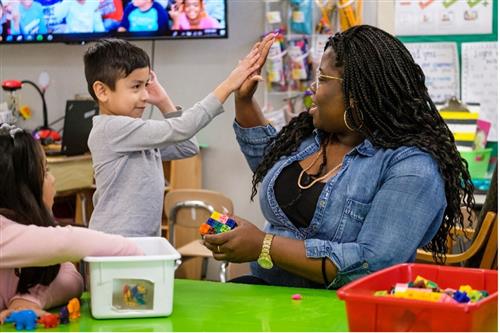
[{"x1": 311, "y1": 71, "x2": 343, "y2": 91}]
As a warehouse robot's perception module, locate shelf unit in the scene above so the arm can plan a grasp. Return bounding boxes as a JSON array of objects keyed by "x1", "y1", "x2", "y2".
[{"x1": 261, "y1": 0, "x2": 362, "y2": 129}]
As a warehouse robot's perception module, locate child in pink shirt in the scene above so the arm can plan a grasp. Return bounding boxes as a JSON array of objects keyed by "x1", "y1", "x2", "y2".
[
  {"x1": 170, "y1": 0, "x2": 220, "y2": 30},
  {"x1": 0, "y1": 123, "x2": 143, "y2": 321}
]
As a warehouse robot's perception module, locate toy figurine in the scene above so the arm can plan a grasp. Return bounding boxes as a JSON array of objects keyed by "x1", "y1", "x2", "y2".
[
  {"x1": 59, "y1": 306, "x2": 69, "y2": 324},
  {"x1": 67, "y1": 297, "x2": 80, "y2": 320},
  {"x1": 38, "y1": 313, "x2": 59, "y2": 328},
  {"x1": 5, "y1": 309, "x2": 38, "y2": 330},
  {"x1": 123, "y1": 284, "x2": 147, "y2": 306}
]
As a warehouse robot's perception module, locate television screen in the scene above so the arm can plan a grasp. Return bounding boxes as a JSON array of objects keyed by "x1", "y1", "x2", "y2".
[{"x1": 0, "y1": 0, "x2": 227, "y2": 44}]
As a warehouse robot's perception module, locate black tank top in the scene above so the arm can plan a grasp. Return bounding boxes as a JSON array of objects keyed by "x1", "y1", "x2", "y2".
[{"x1": 274, "y1": 161, "x2": 325, "y2": 229}]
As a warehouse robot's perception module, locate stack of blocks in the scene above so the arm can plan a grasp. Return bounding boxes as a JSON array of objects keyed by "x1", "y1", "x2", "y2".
[{"x1": 199, "y1": 211, "x2": 237, "y2": 236}]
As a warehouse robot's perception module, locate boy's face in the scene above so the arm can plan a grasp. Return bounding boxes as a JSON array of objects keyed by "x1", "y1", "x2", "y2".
[
  {"x1": 133, "y1": 0, "x2": 151, "y2": 10},
  {"x1": 99, "y1": 67, "x2": 151, "y2": 118}
]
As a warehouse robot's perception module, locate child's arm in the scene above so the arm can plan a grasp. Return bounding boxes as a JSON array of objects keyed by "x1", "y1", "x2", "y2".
[
  {"x1": 118, "y1": 3, "x2": 133, "y2": 32},
  {"x1": 160, "y1": 136, "x2": 199, "y2": 160},
  {"x1": 101, "y1": 94, "x2": 222, "y2": 153},
  {"x1": 155, "y1": 2, "x2": 169, "y2": 33},
  {"x1": 8, "y1": 263, "x2": 83, "y2": 312},
  {"x1": 52, "y1": 0, "x2": 70, "y2": 23},
  {"x1": 0, "y1": 217, "x2": 143, "y2": 268},
  {"x1": 168, "y1": 2, "x2": 182, "y2": 30},
  {"x1": 0, "y1": 299, "x2": 46, "y2": 323},
  {"x1": 212, "y1": 47, "x2": 263, "y2": 104},
  {"x1": 146, "y1": 71, "x2": 177, "y2": 114},
  {"x1": 93, "y1": 10, "x2": 105, "y2": 32}
]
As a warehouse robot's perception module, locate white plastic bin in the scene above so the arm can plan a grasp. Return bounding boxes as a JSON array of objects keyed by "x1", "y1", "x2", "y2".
[{"x1": 84, "y1": 237, "x2": 181, "y2": 319}]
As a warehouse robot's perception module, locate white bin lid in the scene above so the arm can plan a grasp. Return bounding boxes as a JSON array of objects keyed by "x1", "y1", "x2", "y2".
[{"x1": 84, "y1": 237, "x2": 181, "y2": 262}]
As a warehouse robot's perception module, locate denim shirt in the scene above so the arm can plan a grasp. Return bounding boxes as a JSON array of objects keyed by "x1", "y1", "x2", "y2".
[{"x1": 234, "y1": 122, "x2": 446, "y2": 289}]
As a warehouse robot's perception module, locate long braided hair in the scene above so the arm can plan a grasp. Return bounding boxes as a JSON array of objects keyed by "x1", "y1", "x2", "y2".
[{"x1": 251, "y1": 25, "x2": 475, "y2": 261}]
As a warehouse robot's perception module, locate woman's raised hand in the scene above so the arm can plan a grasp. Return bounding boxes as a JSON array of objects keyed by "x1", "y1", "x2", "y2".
[{"x1": 236, "y1": 33, "x2": 276, "y2": 100}]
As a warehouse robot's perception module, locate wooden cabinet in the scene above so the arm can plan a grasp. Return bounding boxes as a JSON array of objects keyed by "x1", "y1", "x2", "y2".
[
  {"x1": 47, "y1": 154, "x2": 94, "y2": 193},
  {"x1": 163, "y1": 154, "x2": 202, "y2": 190}
]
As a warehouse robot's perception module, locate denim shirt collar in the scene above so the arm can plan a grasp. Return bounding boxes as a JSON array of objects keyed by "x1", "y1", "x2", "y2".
[{"x1": 312, "y1": 129, "x2": 376, "y2": 157}]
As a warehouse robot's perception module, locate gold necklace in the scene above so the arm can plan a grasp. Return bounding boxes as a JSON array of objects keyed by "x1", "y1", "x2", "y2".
[{"x1": 297, "y1": 148, "x2": 343, "y2": 190}]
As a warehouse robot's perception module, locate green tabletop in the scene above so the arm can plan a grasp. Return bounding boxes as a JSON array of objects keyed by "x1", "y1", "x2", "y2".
[{"x1": 0, "y1": 279, "x2": 348, "y2": 332}]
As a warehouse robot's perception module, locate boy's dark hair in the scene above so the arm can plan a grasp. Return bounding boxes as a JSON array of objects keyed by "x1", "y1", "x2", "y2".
[
  {"x1": 83, "y1": 38, "x2": 150, "y2": 101},
  {"x1": 0, "y1": 127, "x2": 60, "y2": 294}
]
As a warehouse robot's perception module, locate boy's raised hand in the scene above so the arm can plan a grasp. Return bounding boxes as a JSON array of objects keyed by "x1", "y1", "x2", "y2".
[
  {"x1": 212, "y1": 46, "x2": 263, "y2": 103},
  {"x1": 146, "y1": 71, "x2": 176, "y2": 114},
  {"x1": 224, "y1": 47, "x2": 263, "y2": 93},
  {"x1": 236, "y1": 33, "x2": 276, "y2": 100}
]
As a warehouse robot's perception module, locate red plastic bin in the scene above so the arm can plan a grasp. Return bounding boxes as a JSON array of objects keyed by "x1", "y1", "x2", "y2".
[{"x1": 337, "y1": 263, "x2": 498, "y2": 332}]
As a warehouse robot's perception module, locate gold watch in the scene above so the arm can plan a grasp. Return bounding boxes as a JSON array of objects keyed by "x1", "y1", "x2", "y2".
[{"x1": 257, "y1": 234, "x2": 275, "y2": 269}]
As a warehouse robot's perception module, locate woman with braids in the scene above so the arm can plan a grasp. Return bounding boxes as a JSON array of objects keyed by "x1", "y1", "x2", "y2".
[
  {"x1": 203, "y1": 25, "x2": 474, "y2": 289},
  {"x1": 0, "y1": 123, "x2": 143, "y2": 321}
]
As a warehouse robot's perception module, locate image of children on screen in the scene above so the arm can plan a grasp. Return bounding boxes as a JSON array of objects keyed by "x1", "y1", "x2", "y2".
[
  {"x1": 6, "y1": 0, "x2": 48, "y2": 35},
  {"x1": 169, "y1": 0, "x2": 221, "y2": 30},
  {"x1": 1, "y1": 0, "x2": 226, "y2": 37},
  {"x1": 118, "y1": 0, "x2": 169, "y2": 33}
]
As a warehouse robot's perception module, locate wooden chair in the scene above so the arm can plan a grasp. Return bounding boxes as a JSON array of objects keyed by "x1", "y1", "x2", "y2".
[
  {"x1": 417, "y1": 164, "x2": 498, "y2": 269},
  {"x1": 416, "y1": 211, "x2": 498, "y2": 269},
  {"x1": 164, "y1": 189, "x2": 233, "y2": 281}
]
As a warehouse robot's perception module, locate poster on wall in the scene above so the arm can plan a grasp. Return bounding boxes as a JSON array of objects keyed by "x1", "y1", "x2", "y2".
[
  {"x1": 395, "y1": 0, "x2": 493, "y2": 36},
  {"x1": 462, "y1": 42, "x2": 498, "y2": 141},
  {"x1": 404, "y1": 42, "x2": 460, "y2": 103}
]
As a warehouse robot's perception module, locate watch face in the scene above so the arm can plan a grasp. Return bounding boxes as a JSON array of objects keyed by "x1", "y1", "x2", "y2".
[{"x1": 257, "y1": 256, "x2": 273, "y2": 269}]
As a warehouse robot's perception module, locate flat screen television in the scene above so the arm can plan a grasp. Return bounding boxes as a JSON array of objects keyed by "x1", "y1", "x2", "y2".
[{"x1": 0, "y1": 0, "x2": 227, "y2": 44}]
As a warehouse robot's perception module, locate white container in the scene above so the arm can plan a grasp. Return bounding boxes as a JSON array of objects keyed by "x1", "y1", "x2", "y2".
[{"x1": 84, "y1": 237, "x2": 181, "y2": 319}]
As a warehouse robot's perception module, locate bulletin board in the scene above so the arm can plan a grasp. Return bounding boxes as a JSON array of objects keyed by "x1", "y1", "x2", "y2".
[
  {"x1": 397, "y1": 0, "x2": 497, "y2": 56},
  {"x1": 397, "y1": 0, "x2": 498, "y2": 141}
]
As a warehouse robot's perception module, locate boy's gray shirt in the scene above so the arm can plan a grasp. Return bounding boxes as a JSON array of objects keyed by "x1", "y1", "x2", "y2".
[{"x1": 88, "y1": 94, "x2": 223, "y2": 236}]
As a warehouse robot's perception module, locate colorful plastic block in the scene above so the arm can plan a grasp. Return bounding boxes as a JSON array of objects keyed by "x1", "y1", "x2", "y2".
[
  {"x1": 199, "y1": 211, "x2": 238, "y2": 236},
  {"x1": 452, "y1": 290, "x2": 470, "y2": 303},
  {"x1": 439, "y1": 294, "x2": 458, "y2": 304},
  {"x1": 374, "y1": 290, "x2": 388, "y2": 296}
]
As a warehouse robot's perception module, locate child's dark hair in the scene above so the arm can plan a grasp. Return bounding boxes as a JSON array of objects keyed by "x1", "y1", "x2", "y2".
[
  {"x1": 83, "y1": 38, "x2": 150, "y2": 100},
  {"x1": 0, "y1": 125, "x2": 60, "y2": 293}
]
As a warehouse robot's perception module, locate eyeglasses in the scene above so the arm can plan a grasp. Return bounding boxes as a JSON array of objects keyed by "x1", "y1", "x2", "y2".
[{"x1": 311, "y1": 71, "x2": 343, "y2": 91}]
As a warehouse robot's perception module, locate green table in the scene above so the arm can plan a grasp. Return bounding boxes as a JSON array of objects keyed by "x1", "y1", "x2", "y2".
[{"x1": 0, "y1": 279, "x2": 348, "y2": 332}]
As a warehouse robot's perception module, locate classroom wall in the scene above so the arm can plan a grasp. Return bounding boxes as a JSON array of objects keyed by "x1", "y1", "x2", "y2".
[{"x1": 0, "y1": 1, "x2": 377, "y2": 227}]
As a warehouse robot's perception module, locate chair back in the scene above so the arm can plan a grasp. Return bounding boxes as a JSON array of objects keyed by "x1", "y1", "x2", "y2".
[
  {"x1": 164, "y1": 189, "x2": 233, "y2": 280},
  {"x1": 164, "y1": 189, "x2": 233, "y2": 247},
  {"x1": 416, "y1": 211, "x2": 497, "y2": 269}
]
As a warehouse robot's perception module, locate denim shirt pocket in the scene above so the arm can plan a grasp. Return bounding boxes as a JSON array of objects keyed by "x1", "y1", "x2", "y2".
[{"x1": 333, "y1": 198, "x2": 371, "y2": 242}]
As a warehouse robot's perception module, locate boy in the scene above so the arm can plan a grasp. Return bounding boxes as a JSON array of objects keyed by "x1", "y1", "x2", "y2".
[
  {"x1": 9, "y1": 0, "x2": 48, "y2": 35},
  {"x1": 118, "y1": 0, "x2": 169, "y2": 34},
  {"x1": 84, "y1": 38, "x2": 264, "y2": 236},
  {"x1": 52, "y1": 0, "x2": 105, "y2": 33}
]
